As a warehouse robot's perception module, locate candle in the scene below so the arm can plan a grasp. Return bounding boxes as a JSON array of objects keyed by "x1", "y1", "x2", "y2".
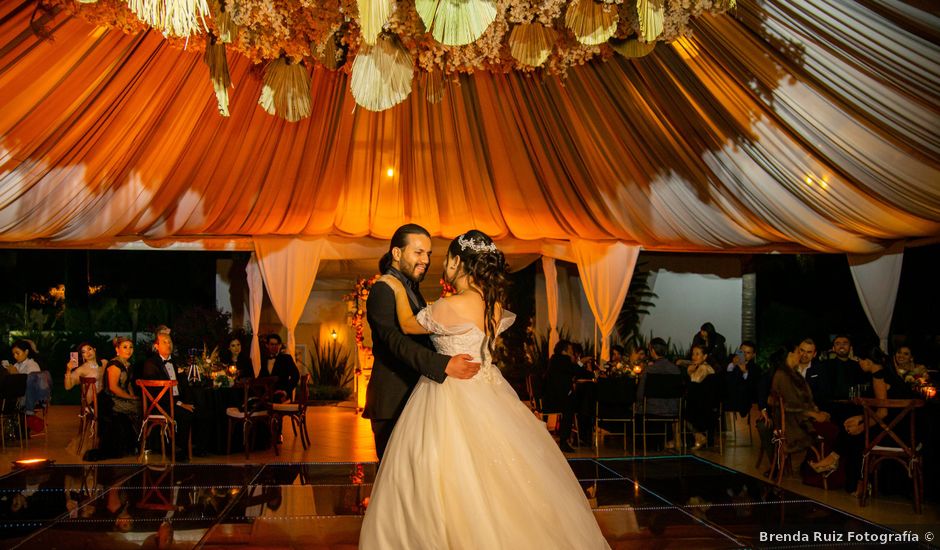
[{"x1": 925, "y1": 386, "x2": 936, "y2": 399}]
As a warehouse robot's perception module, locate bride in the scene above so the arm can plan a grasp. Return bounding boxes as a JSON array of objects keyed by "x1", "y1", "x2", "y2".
[{"x1": 359, "y1": 230, "x2": 609, "y2": 549}]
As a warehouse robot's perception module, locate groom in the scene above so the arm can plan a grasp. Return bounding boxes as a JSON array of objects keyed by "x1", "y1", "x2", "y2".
[{"x1": 363, "y1": 223, "x2": 480, "y2": 460}]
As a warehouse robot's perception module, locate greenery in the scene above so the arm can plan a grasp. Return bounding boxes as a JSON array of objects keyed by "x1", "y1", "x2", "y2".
[
  {"x1": 616, "y1": 261, "x2": 657, "y2": 348},
  {"x1": 308, "y1": 337, "x2": 354, "y2": 401}
]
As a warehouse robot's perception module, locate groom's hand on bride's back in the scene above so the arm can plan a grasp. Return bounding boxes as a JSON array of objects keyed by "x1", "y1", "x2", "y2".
[{"x1": 445, "y1": 354, "x2": 480, "y2": 379}]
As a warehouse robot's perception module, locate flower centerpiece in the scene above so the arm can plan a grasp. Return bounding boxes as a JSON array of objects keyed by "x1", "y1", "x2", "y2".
[
  {"x1": 190, "y1": 344, "x2": 221, "y2": 385},
  {"x1": 211, "y1": 369, "x2": 235, "y2": 388}
]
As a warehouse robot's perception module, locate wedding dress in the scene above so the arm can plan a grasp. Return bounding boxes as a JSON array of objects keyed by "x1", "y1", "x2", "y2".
[{"x1": 360, "y1": 300, "x2": 610, "y2": 549}]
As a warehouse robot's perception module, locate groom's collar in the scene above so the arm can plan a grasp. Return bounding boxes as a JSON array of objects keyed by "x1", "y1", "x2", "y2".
[{"x1": 386, "y1": 267, "x2": 418, "y2": 291}]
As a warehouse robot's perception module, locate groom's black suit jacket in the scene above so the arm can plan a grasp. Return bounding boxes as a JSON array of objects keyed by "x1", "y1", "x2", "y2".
[{"x1": 362, "y1": 268, "x2": 449, "y2": 421}]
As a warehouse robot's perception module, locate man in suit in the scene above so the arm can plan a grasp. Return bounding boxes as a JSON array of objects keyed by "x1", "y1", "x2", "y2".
[
  {"x1": 264, "y1": 333, "x2": 299, "y2": 401},
  {"x1": 543, "y1": 340, "x2": 589, "y2": 452},
  {"x1": 637, "y1": 337, "x2": 683, "y2": 449},
  {"x1": 363, "y1": 223, "x2": 480, "y2": 461},
  {"x1": 139, "y1": 328, "x2": 196, "y2": 461}
]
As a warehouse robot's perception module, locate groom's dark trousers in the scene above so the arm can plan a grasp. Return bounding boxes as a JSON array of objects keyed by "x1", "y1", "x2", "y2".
[{"x1": 362, "y1": 268, "x2": 449, "y2": 460}]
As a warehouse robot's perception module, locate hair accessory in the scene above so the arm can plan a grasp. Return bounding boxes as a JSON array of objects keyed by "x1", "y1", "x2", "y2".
[{"x1": 457, "y1": 234, "x2": 497, "y2": 253}]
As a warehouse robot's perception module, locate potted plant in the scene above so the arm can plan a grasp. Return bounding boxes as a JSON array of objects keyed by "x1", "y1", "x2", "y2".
[{"x1": 308, "y1": 337, "x2": 354, "y2": 403}]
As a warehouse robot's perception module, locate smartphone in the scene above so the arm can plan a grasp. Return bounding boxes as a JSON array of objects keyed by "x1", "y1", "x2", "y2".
[
  {"x1": 735, "y1": 349, "x2": 746, "y2": 363},
  {"x1": 70, "y1": 351, "x2": 79, "y2": 366}
]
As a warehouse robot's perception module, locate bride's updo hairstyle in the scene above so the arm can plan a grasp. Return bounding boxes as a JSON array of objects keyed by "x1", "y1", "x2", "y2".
[{"x1": 447, "y1": 230, "x2": 510, "y2": 353}]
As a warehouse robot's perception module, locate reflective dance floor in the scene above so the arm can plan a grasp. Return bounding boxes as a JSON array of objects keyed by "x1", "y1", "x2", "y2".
[{"x1": 1, "y1": 456, "x2": 932, "y2": 549}]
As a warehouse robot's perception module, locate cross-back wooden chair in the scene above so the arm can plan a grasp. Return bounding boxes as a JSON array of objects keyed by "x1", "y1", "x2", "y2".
[
  {"x1": 227, "y1": 376, "x2": 278, "y2": 459},
  {"x1": 272, "y1": 373, "x2": 311, "y2": 449},
  {"x1": 76, "y1": 376, "x2": 99, "y2": 456},
  {"x1": 136, "y1": 379, "x2": 191, "y2": 463},
  {"x1": 767, "y1": 394, "x2": 827, "y2": 488},
  {"x1": 854, "y1": 397, "x2": 925, "y2": 513}
]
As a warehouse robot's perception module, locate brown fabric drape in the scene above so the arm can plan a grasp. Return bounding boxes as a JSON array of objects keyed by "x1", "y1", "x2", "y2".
[{"x1": 1, "y1": 0, "x2": 938, "y2": 252}]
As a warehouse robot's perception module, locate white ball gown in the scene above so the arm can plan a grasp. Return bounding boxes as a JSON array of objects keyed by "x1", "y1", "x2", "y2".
[{"x1": 360, "y1": 301, "x2": 610, "y2": 549}]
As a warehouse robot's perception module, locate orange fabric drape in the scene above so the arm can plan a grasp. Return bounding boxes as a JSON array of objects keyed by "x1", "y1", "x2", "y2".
[{"x1": 0, "y1": 0, "x2": 938, "y2": 253}]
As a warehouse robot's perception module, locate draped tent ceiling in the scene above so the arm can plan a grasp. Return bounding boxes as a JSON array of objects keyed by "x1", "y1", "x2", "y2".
[{"x1": 0, "y1": 0, "x2": 938, "y2": 256}]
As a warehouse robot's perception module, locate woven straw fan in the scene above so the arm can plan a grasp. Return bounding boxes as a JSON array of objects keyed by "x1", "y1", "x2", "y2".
[
  {"x1": 609, "y1": 37, "x2": 656, "y2": 58},
  {"x1": 637, "y1": 0, "x2": 664, "y2": 42},
  {"x1": 127, "y1": 0, "x2": 210, "y2": 37},
  {"x1": 509, "y1": 23, "x2": 555, "y2": 68},
  {"x1": 358, "y1": 0, "x2": 394, "y2": 45},
  {"x1": 565, "y1": 0, "x2": 618, "y2": 46},
  {"x1": 204, "y1": 38, "x2": 232, "y2": 116},
  {"x1": 350, "y1": 33, "x2": 414, "y2": 111},
  {"x1": 258, "y1": 58, "x2": 312, "y2": 122},
  {"x1": 209, "y1": 0, "x2": 236, "y2": 43},
  {"x1": 415, "y1": 0, "x2": 498, "y2": 46}
]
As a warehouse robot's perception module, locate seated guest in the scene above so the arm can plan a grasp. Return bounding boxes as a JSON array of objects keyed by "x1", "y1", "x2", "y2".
[
  {"x1": 65, "y1": 342, "x2": 105, "y2": 399},
  {"x1": 724, "y1": 341, "x2": 759, "y2": 417},
  {"x1": 637, "y1": 337, "x2": 683, "y2": 449},
  {"x1": 796, "y1": 338, "x2": 834, "y2": 409},
  {"x1": 91, "y1": 337, "x2": 140, "y2": 460},
  {"x1": 8, "y1": 339, "x2": 40, "y2": 374},
  {"x1": 692, "y1": 322, "x2": 728, "y2": 371},
  {"x1": 543, "y1": 340, "x2": 580, "y2": 452},
  {"x1": 628, "y1": 345, "x2": 648, "y2": 370},
  {"x1": 685, "y1": 344, "x2": 718, "y2": 449},
  {"x1": 264, "y1": 334, "x2": 300, "y2": 402},
  {"x1": 224, "y1": 336, "x2": 257, "y2": 380},
  {"x1": 892, "y1": 345, "x2": 929, "y2": 384},
  {"x1": 819, "y1": 334, "x2": 866, "y2": 417},
  {"x1": 769, "y1": 342, "x2": 839, "y2": 470},
  {"x1": 835, "y1": 347, "x2": 916, "y2": 492},
  {"x1": 139, "y1": 328, "x2": 196, "y2": 461},
  {"x1": 602, "y1": 345, "x2": 625, "y2": 375}
]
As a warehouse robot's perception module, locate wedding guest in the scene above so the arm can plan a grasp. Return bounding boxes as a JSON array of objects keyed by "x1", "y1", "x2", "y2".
[
  {"x1": 724, "y1": 341, "x2": 759, "y2": 417},
  {"x1": 64, "y1": 342, "x2": 105, "y2": 397},
  {"x1": 893, "y1": 345, "x2": 929, "y2": 383},
  {"x1": 264, "y1": 334, "x2": 299, "y2": 401},
  {"x1": 692, "y1": 322, "x2": 728, "y2": 370},
  {"x1": 92, "y1": 336, "x2": 140, "y2": 460},
  {"x1": 637, "y1": 337, "x2": 683, "y2": 449},
  {"x1": 9, "y1": 339, "x2": 40, "y2": 374},
  {"x1": 225, "y1": 336, "x2": 257, "y2": 380},
  {"x1": 601, "y1": 345, "x2": 625, "y2": 375},
  {"x1": 543, "y1": 340, "x2": 579, "y2": 452},
  {"x1": 685, "y1": 344, "x2": 719, "y2": 449},
  {"x1": 139, "y1": 329, "x2": 196, "y2": 461}
]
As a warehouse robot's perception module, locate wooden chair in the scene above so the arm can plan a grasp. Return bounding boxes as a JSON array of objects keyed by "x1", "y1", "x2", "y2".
[
  {"x1": 0, "y1": 374, "x2": 27, "y2": 451},
  {"x1": 854, "y1": 397, "x2": 925, "y2": 513},
  {"x1": 227, "y1": 376, "x2": 278, "y2": 459},
  {"x1": 639, "y1": 373, "x2": 684, "y2": 455},
  {"x1": 594, "y1": 377, "x2": 637, "y2": 453},
  {"x1": 767, "y1": 394, "x2": 827, "y2": 488},
  {"x1": 136, "y1": 379, "x2": 191, "y2": 463},
  {"x1": 76, "y1": 376, "x2": 99, "y2": 456},
  {"x1": 271, "y1": 373, "x2": 311, "y2": 449}
]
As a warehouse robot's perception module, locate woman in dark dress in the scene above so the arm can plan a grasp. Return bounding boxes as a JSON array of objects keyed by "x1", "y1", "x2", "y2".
[
  {"x1": 685, "y1": 344, "x2": 719, "y2": 449},
  {"x1": 89, "y1": 336, "x2": 140, "y2": 460},
  {"x1": 224, "y1": 336, "x2": 256, "y2": 380}
]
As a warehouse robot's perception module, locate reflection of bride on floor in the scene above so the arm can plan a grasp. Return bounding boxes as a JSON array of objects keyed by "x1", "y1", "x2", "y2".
[{"x1": 360, "y1": 230, "x2": 609, "y2": 549}]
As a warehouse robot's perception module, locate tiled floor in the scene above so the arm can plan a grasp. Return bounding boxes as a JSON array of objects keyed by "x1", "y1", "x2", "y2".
[{"x1": 1, "y1": 406, "x2": 936, "y2": 549}]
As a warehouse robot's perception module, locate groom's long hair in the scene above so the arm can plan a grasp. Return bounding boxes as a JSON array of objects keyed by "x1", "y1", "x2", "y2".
[{"x1": 380, "y1": 224, "x2": 432, "y2": 274}]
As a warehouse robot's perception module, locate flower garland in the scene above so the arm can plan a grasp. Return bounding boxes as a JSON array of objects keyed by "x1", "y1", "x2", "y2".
[{"x1": 344, "y1": 274, "x2": 381, "y2": 359}]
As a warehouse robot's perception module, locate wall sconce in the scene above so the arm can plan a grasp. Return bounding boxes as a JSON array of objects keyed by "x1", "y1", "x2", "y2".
[{"x1": 330, "y1": 329, "x2": 338, "y2": 340}]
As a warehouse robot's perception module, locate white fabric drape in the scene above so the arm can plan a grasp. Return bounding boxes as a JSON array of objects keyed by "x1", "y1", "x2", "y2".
[
  {"x1": 848, "y1": 245, "x2": 905, "y2": 351},
  {"x1": 253, "y1": 238, "x2": 327, "y2": 357},
  {"x1": 541, "y1": 256, "x2": 560, "y2": 354},
  {"x1": 245, "y1": 253, "x2": 264, "y2": 373},
  {"x1": 570, "y1": 240, "x2": 641, "y2": 361}
]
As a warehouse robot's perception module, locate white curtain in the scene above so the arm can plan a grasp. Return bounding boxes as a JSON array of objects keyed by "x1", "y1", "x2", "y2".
[
  {"x1": 570, "y1": 240, "x2": 641, "y2": 361},
  {"x1": 245, "y1": 253, "x2": 264, "y2": 373},
  {"x1": 253, "y1": 237, "x2": 327, "y2": 357},
  {"x1": 541, "y1": 256, "x2": 560, "y2": 355},
  {"x1": 848, "y1": 245, "x2": 905, "y2": 351}
]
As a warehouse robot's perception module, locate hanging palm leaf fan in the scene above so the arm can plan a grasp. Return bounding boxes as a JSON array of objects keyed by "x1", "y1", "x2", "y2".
[
  {"x1": 357, "y1": 0, "x2": 394, "y2": 45},
  {"x1": 204, "y1": 37, "x2": 232, "y2": 116},
  {"x1": 209, "y1": 0, "x2": 236, "y2": 43},
  {"x1": 565, "y1": 0, "x2": 618, "y2": 46},
  {"x1": 350, "y1": 33, "x2": 413, "y2": 112},
  {"x1": 609, "y1": 37, "x2": 656, "y2": 58},
  {"x1": 415, "y1": 0, "x2": 498, "y2": 46},
  {"x1": 126, "y1": 0, "x2": 210, "y2": 37},
  {"x1": 508, "y1": 23, "x2": 555, "y2": 68},
  {"x1": 258, "y1": 57, "x2": 312, "y2": 122},
  {"x1": 637, "y1": 0, "x2": 664, "y2": 43},
  {"x1": 424, "y1": 68, "x2": 444, "y2": 104}
]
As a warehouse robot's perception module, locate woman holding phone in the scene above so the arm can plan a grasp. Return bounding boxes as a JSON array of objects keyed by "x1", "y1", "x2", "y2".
[{"x1": 65, "y1": 342, "x2": 105, "y2": 398}]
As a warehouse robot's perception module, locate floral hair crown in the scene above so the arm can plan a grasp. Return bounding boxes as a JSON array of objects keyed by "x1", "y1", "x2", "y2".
[{"x1": 457, "y1": 234, "x2": 497, "y2": 254}]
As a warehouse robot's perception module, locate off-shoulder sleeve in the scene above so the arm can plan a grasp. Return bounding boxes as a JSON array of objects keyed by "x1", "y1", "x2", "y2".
[
  {"x1": 498, "y1": 310, "x2": 516, "y2": 335},
  {"x1": 415, "y1": 306, "x2": 447, "y2": 335}
]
